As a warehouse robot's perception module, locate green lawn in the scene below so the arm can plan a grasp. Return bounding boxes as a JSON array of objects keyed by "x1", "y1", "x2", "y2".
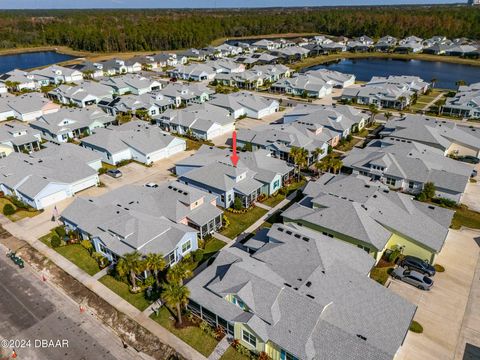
[
  {"x1": 40, "y1": 233, "x2": 101, "y2": 276},
  {"x1": 151, "y1": 307, "x2": 218, "y2": 357},
  {"x1": 99, "y1": 275, "x2": 152, "y2": 311},
  {"x1": 451, "y1": 205, "x2": 480, "y2": 230},
  {"x1": 262, "y1": 193, "x2": 285, "y2": 208},
  {"x1": 204, "y1": 237, "x2": 226, "y2": 260},
  {"x1": 0, "y1": 197, "x2": 41, "y2": 222},
  {"x1": 221, "y1": 207, "x2": 268, "y2": 239},
  {"x1": 56, "y1": 244, "x2": 100, "y2": 276},
  {"x1": 220, "y1": 346, "x2": 250, "y2": 360},
  {"x1": 336, "y1": 137, "x2": 362, "y2": 152}
]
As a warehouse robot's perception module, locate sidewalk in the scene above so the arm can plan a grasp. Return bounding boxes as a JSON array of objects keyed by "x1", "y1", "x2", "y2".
[{"x1": 2, "y1": 217, "x2": 207, "y2": 360}]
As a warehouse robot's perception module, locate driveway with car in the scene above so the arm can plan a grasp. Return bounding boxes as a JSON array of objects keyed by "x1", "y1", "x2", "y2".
[{"x1": 392, "y1": 228, "x2": 480, "y2": 360}]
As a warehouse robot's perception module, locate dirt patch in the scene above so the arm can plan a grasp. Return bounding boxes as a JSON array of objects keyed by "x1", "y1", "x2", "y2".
[{"x1": 3, "y1": 235, "x2": 184, "y2": 360}]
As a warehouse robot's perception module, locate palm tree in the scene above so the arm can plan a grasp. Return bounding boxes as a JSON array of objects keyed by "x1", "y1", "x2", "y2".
[
  {"x1": 430, "y1": 78, "x2": 437, "y2": 88},
  {"x1": 455, "y1": 80, "x2": 467, "y2": 87},
  {"x1": 145, "y1": 253, "x2": 166, "y2": 287},
  {"x1": 330, "y1": 158, "x2": 344, "y2": 174},
  {"x1": 312, "y1": 147, "x2": 325, "y2": 162},
  {"x1": 368, "y1": 104, "x2": 379, "y2": 125},
  {"x1": 162, "y1": 282, "x2": 190, "y2": 326},
  {"x1": 167, "y1": 262, "x2": 193, "y2": 286},
  {"x1": 289, "y1": 146, "x2": 308, "y2": 181},
  {"x1": 384, "y1": 112, "x2": 393, "y2": 121},
  {"x1": 119, "y1": 251, "x2": 145, "y2": 291}
]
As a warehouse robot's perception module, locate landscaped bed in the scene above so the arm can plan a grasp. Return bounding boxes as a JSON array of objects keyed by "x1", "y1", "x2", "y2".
[
  {"x1": 184, "y1": 237, "x2": 226, "y2": 271},
  {"x1": 220, "y1": 346, "x2": 250, "y2": 360},
  {"x1": 150, "y1": 307, "x2": 219, "y2": 357},
  {"x1": 369, "y1": 259, "x2": 395, "y2": 285},
  {"x1": 221, "y1": 207, "x2": 268, "y2": 239},
  {"x1": 99, "y1": 275, "x2": 152, "y2": 311}
]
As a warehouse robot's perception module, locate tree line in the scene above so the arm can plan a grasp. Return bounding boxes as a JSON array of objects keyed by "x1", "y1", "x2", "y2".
[{"x1": 0, "y1": 6, "x2": 479, "y2": 52}]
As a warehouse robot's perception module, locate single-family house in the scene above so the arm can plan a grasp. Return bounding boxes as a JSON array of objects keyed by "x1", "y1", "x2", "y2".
[
  {"x1": 101, "y1": 74, "x2": 162, "y2": 95},
  {"x1": 31, "y1": 65, "x2": 84, "y2": 85},
  {"x1": 175, "y1": 145, "x2": 294, "y2": 208},
  {"x1": 81, "y1": 120, "x2": 186, "y2": 165},
  {"x1": 0, "y1": 143, "x2": 101, "y2": 209},
  {"x1": 304, "y1": 68, "x2": 355, "y2": 88},
  {"x1": 98, "y1": 92, "x2": 174, "y2": 117},
  {"x1": 48, "y1": 81, "x2": 114, "y2": 107},
  {"x1": 60, "y1": 196, "x2": 198, "y2": 265},
  {"x1": 381, "y1": 114, "x2": 480, "y2": 157},
  {"x1": 0, "y1": 93, "x2": 60, "y2": 122},
  {"x1": 187, "y1": 223, "x2": 416, "y2": 360},
  {"x1": 156, "y1": 103, "x2": 235, "y2": 140},
  {"x1": 0, "y1": 69, "x2": 37, "y2": 91},
  {"x1": 168, "y1": 64, "x2": 217, "y2": 81},
  {"x1": 69, "y1": 61, "x2": 105, "y2": 79},
  {"x1": 342, "y1": 138, "x2": 473, "y2": 202},
  {"x1": 30, "y1": 107, "x2": 115, "y2": 143},
  {"x1": 271, "y1": 74, "x2": 333, "y2": 98},
  {"x1": 159, "y1": 82, "x2": 214, "y2": 107},
  {"x1": 0, "y1": 122, "x2": 42, "y2": 154},
  {"x1": 209, "y1": 92, "x2": 279, "y2": 119},
  {"x1": 282, "y1": 173, "x2": 454, "y2": 264},
  {"x1": 442, "y1": 83, "x2": 480, "y2": 119},
  {"x1": 374, "y1": 35, "x2": 398, "y2": 51}
]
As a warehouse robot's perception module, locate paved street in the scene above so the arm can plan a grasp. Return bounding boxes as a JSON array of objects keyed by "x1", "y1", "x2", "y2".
[{"x1": 0, "y1": 248, "x2": 139, "y2": 360}]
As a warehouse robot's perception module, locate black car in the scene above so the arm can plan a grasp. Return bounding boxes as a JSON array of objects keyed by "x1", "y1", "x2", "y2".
[
  {"x1": 399, "y1": 256, "x2": 436, "y2": 277},
  {"x1": 458, "y1": 155, "x2": 480, "y2": 165}
]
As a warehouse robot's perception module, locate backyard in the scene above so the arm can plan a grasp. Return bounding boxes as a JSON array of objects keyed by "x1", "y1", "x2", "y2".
[
  {"x1": 184, "y1": 237, "x2": 226, "y2": 271},
  {"x1": 150, "y1": 307, "x2": 219, "y2": 357},
  {"x1": 220, "y1": 207, "x2": 268, "y2": 239},
  {"x1": 408, "y1": 89, "x2": 445, "y2": 113},
  {"x1": 261, "y1": 179, "x2": 305, "y2": 208}
]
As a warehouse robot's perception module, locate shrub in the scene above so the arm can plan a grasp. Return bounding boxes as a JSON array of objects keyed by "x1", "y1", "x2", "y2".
[
  {"x1": 233, "y1": 197, "x2": 243, "y2": 210},
  {"x1": 98, "y1": 167, "x2": 108, "y2": 175},
  {"x1": 51, "y1": 235, "x2": 61, "y2": 248},
  {"x1": 54, "y1": 226, "x2": 67, "y2": 238},
  {"x1": 3, "y1": 203, "x2": 15, "y2": 216},
  {"x1": 193, "y1": 249, "x2": 204, "y2": 263},
  {"x1": 80, "y1": 239, "x2": 93, "y2": 254},
  {"x1": 258, "y1": 352, "x2": 272, "y2": 360},
  {"x1": 199, "y1": 321, "x2": 215, "y2": 337},
  {"x1": 409, "y1": 320, "x2": 423, "y2": 333},
  {"x1": 434, "y1": 264, "x2": 445, "y2": 272},
  {"x1": 222, "y1": 215, "x2": 230, "y2": 228},
  {"x1": 388, "y1": 248, "x2": 401, "y2": 263},
  {"x1": 432, "y1": 197, "x2": 457, "y2": 208},
  {"x1": 9, "y1": 197, "x2": 28, "y2": 210}
]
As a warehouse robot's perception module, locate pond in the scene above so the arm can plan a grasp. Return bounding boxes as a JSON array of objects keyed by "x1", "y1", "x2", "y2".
[
  {"x1": 304, "y1": 57, "x2": 480, "y2": 90},
  {"x1": 0, "y1": 51, "x2": 76, "y2": 73}
]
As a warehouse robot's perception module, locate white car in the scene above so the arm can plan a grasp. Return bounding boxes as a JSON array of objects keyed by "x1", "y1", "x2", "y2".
[{"x1": 145, "y1": 182, "x2": 158, "y2": 188}]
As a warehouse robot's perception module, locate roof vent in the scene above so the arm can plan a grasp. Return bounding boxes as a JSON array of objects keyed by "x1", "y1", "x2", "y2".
[
  {"x1": 306, "y1": 281, "x2": 312, "y2": 287},
  {"x1": 356, "y1": 334, "x2": 367, "y2": 341},
  {"x1": 302, "y1": 237, "x2": 309, "y2": 242},
  {"x1": 306, "y1": 294, "x2": 315, "y2": 299},
  {"x1": 284, "y1": 283, "x2": 292, "y2": 287}
]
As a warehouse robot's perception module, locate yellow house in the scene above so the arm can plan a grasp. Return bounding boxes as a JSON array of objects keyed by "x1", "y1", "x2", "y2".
[
  {"x1": 282, "y1": 174, "x2": 454, "y2": 265},
  {"x1": 0, "y1": 144, "x2": 14, "y2": 158}
]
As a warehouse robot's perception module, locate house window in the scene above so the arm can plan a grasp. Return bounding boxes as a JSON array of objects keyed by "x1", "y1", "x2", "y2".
[
  {"x1": 232, "y1": 296, "x2": 246, "y2": 310},
  {"x1": 221, "y1": 194, "x2": 225, "y2": 203},
  {"x1": 168, "y1": 251, "x2": 176, "y2": 265},
  {"x1": 181, "y1": 240, "x2": 191, "y2": 254},
  {"x1": 0, "y1": 152, "x2": 6, "y2": 158},
  {"x1": 357, "y1": 244, "x2": 370, "y2": 253},
  {"x1": 242, "y1": 329, "x2": 257, "y2": 348},
  {"x1": 409, "y1": 181, "x2": 415, "y2": 189},
  {"x1": 281, "y1": 350, "x2": 298, "y2": 360},
  {"x1": 273, "y1": 179, "x2": 280, "y2": 189},
  {"x1": 386, "y1": 177, "x2": 396, "y2": 186}
]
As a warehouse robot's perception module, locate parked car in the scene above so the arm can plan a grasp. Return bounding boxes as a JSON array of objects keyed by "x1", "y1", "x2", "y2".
[
  {"x1": 457, "y1": 155, "x2": 480, "y2": 165},
  {"x1": 399, "y1": 255, "x2": 436, "y2": 276},
  {"x1": 392, "y1": 266, "x2": 434, "y2": 290},
  {"x1": 145, "y1": 182, "x2": 158, "y2": 188},
  {"x1": 106, "y1": 169, "x2": 122, "y2": 178},
  {"x1": 472, "y1": 169, "x2": 478, "y2": 178}
]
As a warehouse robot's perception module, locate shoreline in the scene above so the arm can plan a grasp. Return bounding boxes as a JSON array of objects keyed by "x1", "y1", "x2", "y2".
[{"x1": 293, "y1": 52, "x2": 480, "y2": 71}]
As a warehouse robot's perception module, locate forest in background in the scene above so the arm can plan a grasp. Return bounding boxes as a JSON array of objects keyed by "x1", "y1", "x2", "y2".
[{"x1": 0, "y1": 6, "x2": 479, "y2": 52}]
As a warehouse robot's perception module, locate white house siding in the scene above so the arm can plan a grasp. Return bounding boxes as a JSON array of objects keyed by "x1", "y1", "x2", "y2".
[
  {"x1": 87, "y1": 159, "x2": 103, "y2": 171},
  {"x1": 0, "y1": 110, "x2": 15, "y2": 121},
  {"x1": 268, "y1": 174, "x2": 283, "y2": 195},
  {"x1": 17, "y1": 110, "x2": 44, "y2": 122},
  {"x1": 30, "y1": 182, "x2": 70, "y2": 209}
]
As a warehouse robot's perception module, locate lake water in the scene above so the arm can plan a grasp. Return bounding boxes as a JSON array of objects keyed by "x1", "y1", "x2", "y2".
[
  {"x1": 0, "y1": 51, "x2": 76, "y2": 73},
  {"x1": 305, "y1": 58, "x2": 480, "y2": 89}
]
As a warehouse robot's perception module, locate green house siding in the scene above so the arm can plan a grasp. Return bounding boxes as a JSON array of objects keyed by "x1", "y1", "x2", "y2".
[
  {"x1": 383, "y1": 230, "x2": 437, "y2": 264},
  {"x1": 234, "y1": 323, "x2": 265, "y2": 353},
  {"x1": 283, "y1": 217, "x2": 380, "y2": 259}
]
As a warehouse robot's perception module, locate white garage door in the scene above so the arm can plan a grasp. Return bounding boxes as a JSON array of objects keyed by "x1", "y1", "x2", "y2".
[
  {"x1": 71, "y1": 176, "x2": 98, "y2": 194},
  {"x1": 38, "y1": 191, "x2": 68, "y2": 209},
  {"x1": 165, "y1": 143, "x2": 186, "y2": 157}
]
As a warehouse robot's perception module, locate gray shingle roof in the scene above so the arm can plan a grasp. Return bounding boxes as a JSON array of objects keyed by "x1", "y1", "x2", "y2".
[{"x1": 188, "y1": 223, "x2": 415, "y2": 360}]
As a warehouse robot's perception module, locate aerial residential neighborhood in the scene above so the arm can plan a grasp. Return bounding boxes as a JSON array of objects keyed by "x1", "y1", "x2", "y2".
[{"x1": 0, "y1": 3, "x2": 480, "y2": 360}]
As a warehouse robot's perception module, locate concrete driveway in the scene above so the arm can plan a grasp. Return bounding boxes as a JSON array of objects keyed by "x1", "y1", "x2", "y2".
[
  {"x1": 7, "y1": 150, "x2": 195, "y2": 240},
  {"x1": 461, "y1": 163, "x2": 480, "y2": 212},
  {"x1": 392, "y1": 228, "x2": 480, "y2": 360}
]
